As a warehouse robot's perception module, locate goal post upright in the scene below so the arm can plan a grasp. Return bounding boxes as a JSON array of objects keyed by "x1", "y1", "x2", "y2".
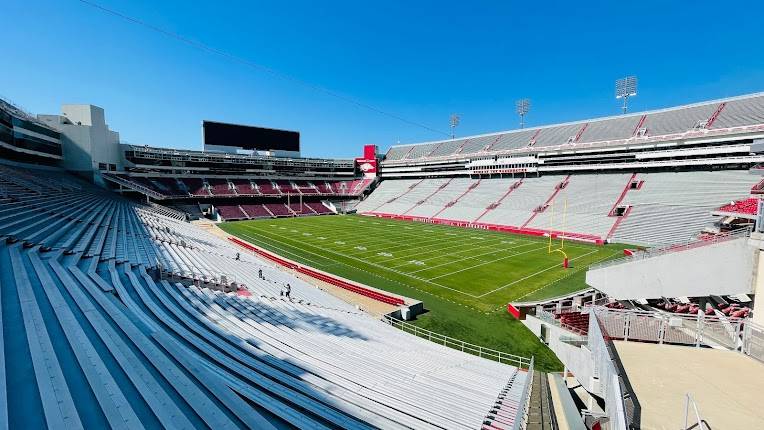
[{"x1": 548, "y1": 198, "x2": 569, "y2": 268}]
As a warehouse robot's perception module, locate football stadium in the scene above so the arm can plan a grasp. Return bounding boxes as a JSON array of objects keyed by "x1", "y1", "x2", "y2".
[{"x1": 3, "y1": 2, "x2": 764, "y2": 429}]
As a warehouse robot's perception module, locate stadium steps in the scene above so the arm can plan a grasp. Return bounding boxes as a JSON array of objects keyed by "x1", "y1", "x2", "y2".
[
  {"x1": 521, "y1": 175, "x2": 571, "y2": 228},
  {"x1": 431, "y1": 179, "x2": 482, "y2": 219},
  {"x1": 366, "y1": 179, "x2": 423, "y2": 213},
  {"x1": 525, "y1": 372, "x2": 555, "y2": 430},
  {"x1": 0, "y1": 163, "x2": 532, "y2": 429},
  {"x1": 473, "y1": 179, "x2": 524, "y2": 223},
  {"x1": 401, "y1": 178, "x2": 454, "y2": 215}
]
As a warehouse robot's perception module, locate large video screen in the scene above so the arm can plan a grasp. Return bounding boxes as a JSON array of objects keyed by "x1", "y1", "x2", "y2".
[{"x1": 203, "y1": 121, "x2": 300, "y2": 152}]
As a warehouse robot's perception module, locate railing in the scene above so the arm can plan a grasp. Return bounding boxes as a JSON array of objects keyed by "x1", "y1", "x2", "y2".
[
  {"x1": 589, "y1": 227, "x2": 752, "y2": 271},
  {"x1": 146, "y1": 202, "x2": 188, "y2": 221},
  {"x1": 536, "y1": 306, "x2": 589, "y2": 335},
  {"x1": 512, "y1": 356, "x2": 534, "y2": 430},
  {"x1": 102, "y1": 173, "x2": 166, "y2": 200},
  {"x1": 382, "y1": 315, "x2": 532, "y2": 369},
  {"x1": 586, "y1": 306, "x2": 764, "y2": 429},
  {"x1": 588, "y1": 313, "x2": 640, "y2": 429},
  {"x1": 593, "y1": 306, "x2": 745, "y2": 350},
  {"x1": 683, "y1": 394, "x2": 711, "y2": 430}
]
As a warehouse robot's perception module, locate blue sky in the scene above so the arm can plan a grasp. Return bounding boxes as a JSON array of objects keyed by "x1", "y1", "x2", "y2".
[{"x1": 4, "y1": 1, "x2": 764, "y2": 158}]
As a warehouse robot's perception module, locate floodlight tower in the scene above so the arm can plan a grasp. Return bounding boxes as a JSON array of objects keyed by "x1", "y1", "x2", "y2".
[
  {"x1": 615, "y1": 76, "x2": 638, "y2": 114},
  {"x1": 449, "y1": 114, "x2": 460, "y2": 139},
  {"x1": 516, "y1": 98, "x2": 531, "y2": 129}
]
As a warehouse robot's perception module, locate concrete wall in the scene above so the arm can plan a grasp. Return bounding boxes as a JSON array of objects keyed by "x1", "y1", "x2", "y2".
[
  {"x1": 586, "y1": 237, "x2": 756, "y2": 299},
  {"x1": 524, "y1": 315, "x2": 598, "y2": 395},
  {"x1": 44, "y1": 104, "x2": 122, "y2": 184}
]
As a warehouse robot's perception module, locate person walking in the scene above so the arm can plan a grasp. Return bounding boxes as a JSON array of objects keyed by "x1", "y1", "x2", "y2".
[{"x1": 285, "y1": 283, "x2": 291, "y2": 299}]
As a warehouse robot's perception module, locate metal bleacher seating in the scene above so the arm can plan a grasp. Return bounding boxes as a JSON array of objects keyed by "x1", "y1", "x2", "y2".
[
  {"x1": 611, "y1": 170, "x2": 756, "y2": 246},
  {"x1": 384, "y1": 93, "x2": 764, "y2": 161},
  {"x1": 358, "y1": 171, "x2": 760, "y2": 245},
  {"x1": 0, "y1": 162, "x2": 528, "y2": 429}
]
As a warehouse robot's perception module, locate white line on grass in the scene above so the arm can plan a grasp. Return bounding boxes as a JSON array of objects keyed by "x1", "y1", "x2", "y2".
[
  {"x1": 401, "y1": 241, "x2": 540, "y2": 272},
  {"x1": 476, "y1": 249, "x2": 599, "y2": 298},
  {"x1": 239, "y1": 228, "x2": 483, "y2": 298},
  {"x1": 426, "y1": 245, "x2": 551, "y2": 281}
]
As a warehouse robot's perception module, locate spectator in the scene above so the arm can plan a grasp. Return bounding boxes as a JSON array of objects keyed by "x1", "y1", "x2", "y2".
[{"x1": 285, "y1": 283, "x2": 292, "y2": 299}]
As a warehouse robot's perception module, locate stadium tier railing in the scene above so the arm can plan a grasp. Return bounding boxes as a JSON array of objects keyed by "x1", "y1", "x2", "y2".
[
  {"x1": 593, "y1": 306, "x2": 745, "y2": 350},
  {"x1": 589, "y1": 227, "x2": 752, "y2": 271},
  {"x1": 683, "y1": 394, "x2": 711, "y2": 430},
  {"x1": 588, "y1": 312, "x2": 640, "y2": 430},
  {"x1": 382, "y1": 315, "x2": 532, "y2": 369},
  {"x1": 536, "y1": 306, "x2": 589, "y2": 335},
  {"x1": 592, "y1": 306, "x2": 764, "y2": 368},
  {"x1": 512, "y1": 356, "x2": 534, "y2": 430},
  {"x1": 102, "y1": 173, "x2": 167, "y2": 200}
]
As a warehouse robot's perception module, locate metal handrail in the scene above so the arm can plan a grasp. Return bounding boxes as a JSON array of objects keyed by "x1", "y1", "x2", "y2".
[
  {"x1": 382, "y1": 315, "x2": 532, "y2": 369},
  {"x1": 512, "y1": 356, "x2": 534, "y2": 430},
  {"x1": 684, "y1": 394, "x2": 712, "y2": 430},
  {"x1": 102, "y1": 173, "x2": 166, "y2": 200}
]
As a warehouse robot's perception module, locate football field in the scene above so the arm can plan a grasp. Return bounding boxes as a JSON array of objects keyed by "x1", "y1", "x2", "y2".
[
  {"x1": 221, "y1": 214, "x2": 627, "y2": 371},
  {"x1": 221, "y1": 214, "x2": 624, "y2": 312}
]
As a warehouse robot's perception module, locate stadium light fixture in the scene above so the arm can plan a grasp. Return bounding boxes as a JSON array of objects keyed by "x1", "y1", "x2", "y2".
[
  {"x1": 615, "y1": 76, "x2": 638, "y2": 114},
  {"x1": 450, "y1": 114, "x2": 461, "y2": 139},
  {"x1": 516, "y1": 98, "x2": 531, "y2": 129}
]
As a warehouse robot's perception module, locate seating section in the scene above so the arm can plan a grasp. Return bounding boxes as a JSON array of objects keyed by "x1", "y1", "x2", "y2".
[
  {"x1": 208, "y1": 178, "x2": 235, "y2": 195},
  {"x1": 383, "y1": 93, "x2": 764, "y2": 161},
  {"x1": 275, "y1": 180, "x2": 298, "y2": 194},
  {"x1": 182, "y1": 178, "x2": 209, "y2": 196},
  {"x1": 216, "y1": 204, "x2": 247, "y2": 220},
  {"x1": 217, "y1": 202, "x2": 336, "y2": 221},
  {"x1": 230, "y1": 178, "x2": 258, "y2": 194},
  {"x1": 255, "y1": 179, "x2": 279, "y2": 195},
  {"x1": 555, "y1": 312, "x2": 590, "y2": 335},
  {"x1": 107, "y1": 175, "x2": 373, "y2": 200},
  {"x1": 718, "y1": 197, "x2": 758, "y2": 215},
  {"x1": 527, "y1": 174, "x2": 632, "y2": 237},
  {"x1": 154, "y1": 177, "x2": 187, "y2": 195},
  {"x1": 241, "y1": 204, "x2": 272, "y2": 219},
  {"x1": 288, "y1": 202, "x2": 314, "y2": 215},
  {"x1": 293, "y1": 180, "x2": 319, "y2": 194},
  {"x1": 264, "y1": 203, "x2": 292, "y2": 217},
  {"x1": 612, "y1": 171, "x2": 756, "y2": 246},
  {"x1": 0, "y1": 162, "x2": 527, "y2": 429},
  {"x1": 306, "y1": 202, "x2": 333, "y2": 214},
  {"x1": 358, "y1": 171, "x2": 759, "y2": 245},
  {"x1": 385, "y1": 94, "x2": 764, "y2": 163}
]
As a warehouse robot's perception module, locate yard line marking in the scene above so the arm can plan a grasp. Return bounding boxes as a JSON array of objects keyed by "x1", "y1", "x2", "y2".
[
  {"x1": 239, "y1": 227, "x2": 482, "y2": 297},
  {"x1": 508, "y1": 249, "x2": 619, "y2": 304},
  {"x1": 426, "y1": 245, "x2": 551, "y2": 280},
  {"x1": 476, "y1": 249, "x2": 599, "y2": 298},
  {"x1": 402, "y1": 242, "x2": 534, "y2": 273},
  {"x1": 383, "y1": 235, "x2": 519, "y2": 264}
]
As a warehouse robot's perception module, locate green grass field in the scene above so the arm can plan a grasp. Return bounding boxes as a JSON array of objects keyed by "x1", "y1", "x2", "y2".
[{"x1": 221, "y1": 214, "x2": 627, "y2": 371}]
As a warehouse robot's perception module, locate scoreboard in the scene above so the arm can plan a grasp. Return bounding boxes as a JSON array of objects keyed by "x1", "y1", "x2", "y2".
[{"x1": 203, "y1": 120, "x2": 299, "y2": 152}]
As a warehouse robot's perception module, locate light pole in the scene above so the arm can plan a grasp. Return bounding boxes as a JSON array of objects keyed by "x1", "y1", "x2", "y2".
[
  {"x1": 616, "y1": 76, "x2": 638, "y2": 114},
  {"x1": 516, "y1": 98, "x2": 530, "y2": 129},
  {"x1": 450, "y1": 114, "x2": 460, "y2": 139}
]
